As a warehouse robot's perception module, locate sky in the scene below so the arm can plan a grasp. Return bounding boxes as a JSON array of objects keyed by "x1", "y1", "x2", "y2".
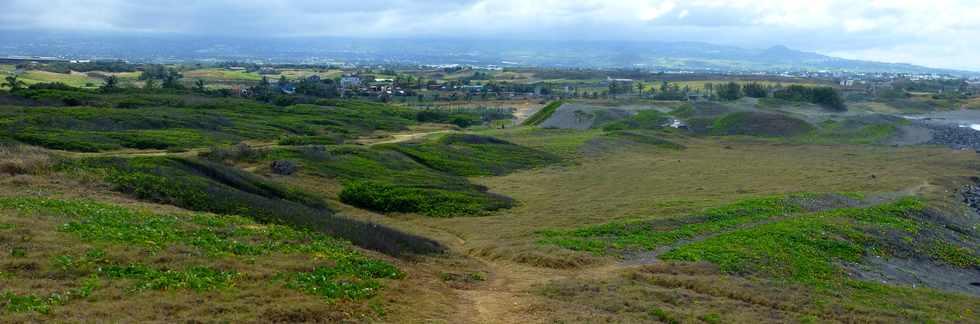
[{"x1": 2, "y1": 0, "x2": 980, "y2": 70}]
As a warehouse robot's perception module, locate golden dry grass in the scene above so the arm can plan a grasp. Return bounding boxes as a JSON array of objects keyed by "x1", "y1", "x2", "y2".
[
  {"x1": 399, "y1": 136, "x2": 980, "y2": 267},
  {"x1": 0, "y1": 145, "x2": 56, "y2": 176},
  {"x1": 4, "y1": 122, "x2": 980, "y2": 323}
]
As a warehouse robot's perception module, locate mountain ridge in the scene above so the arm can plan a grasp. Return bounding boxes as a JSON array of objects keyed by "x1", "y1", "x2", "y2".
[{"x1": 0, "y1": 32, "x2": 974, "y2": 76}]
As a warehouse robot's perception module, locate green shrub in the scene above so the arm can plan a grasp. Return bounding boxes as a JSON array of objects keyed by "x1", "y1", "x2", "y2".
[
  {"x1": 339, "y1": 180, "x2": 510, "y2": 217},
  {"x1": 386, "y1": 134, "x2": 560, "y2": 176},
  {"x1": 63, "y1": 157, "x2": 443, "y2": 255},
  {"x1": 278, "y1": 135, "x2": 344, "y2": 146},
  {"x1": 711, "y1": 112, "x2": 814, "y2": 137}
]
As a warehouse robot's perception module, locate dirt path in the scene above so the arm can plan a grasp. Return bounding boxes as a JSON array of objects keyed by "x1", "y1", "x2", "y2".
[
  {"x1": 456, "y1": 260, "x2": 557, "y2": 323},
  {"x1": 367, "y1": 130, "x2": 453, "y2": 146},
  {"x1": 441, "y1": 188, "x2": 932, "y2": 323},
  {"x1": 57, "y1": 129, "x2": 454, "y2": 160}
]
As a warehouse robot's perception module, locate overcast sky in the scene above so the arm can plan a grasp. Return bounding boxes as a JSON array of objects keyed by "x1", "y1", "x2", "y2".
[{"x1": 3, "y1": 0, "x2": 980, "y2": 70}]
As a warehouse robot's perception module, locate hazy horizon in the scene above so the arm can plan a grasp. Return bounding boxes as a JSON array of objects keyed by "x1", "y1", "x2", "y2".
[{"x1": 3, "y1": 1, "x2": 980, "y2": 71}]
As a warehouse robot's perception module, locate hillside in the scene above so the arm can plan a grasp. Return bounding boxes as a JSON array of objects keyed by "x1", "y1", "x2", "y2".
[{"x1": 1, "y1": 84, "x2": 978, "y2": 323}]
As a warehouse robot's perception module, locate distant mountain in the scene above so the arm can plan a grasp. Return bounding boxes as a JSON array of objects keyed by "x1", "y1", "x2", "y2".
[{"x1": 0, "y1": 32, "x2": 974, "y2": 76}]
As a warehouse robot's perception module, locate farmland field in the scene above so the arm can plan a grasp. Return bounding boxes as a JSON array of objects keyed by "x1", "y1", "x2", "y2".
[{"x1": 182, "y1": 68, "x2": 263, "y2": 82}]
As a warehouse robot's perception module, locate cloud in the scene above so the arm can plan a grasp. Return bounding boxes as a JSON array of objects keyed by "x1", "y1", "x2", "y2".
[{"x1": 2, "y1": 0, "x2": 980, "y2": 70}]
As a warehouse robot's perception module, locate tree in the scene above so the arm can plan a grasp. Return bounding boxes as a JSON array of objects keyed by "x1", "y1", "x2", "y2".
[
  {"x1": 773, "y1": 85, "x2": 846, "y2": 111},
  {"x1": 160, "y1": 69, "x2": 184, "y2": 89},
  {"x1": 194, "y1": 79, "x2": 207, "y2": 93},
  {"x1": 810, "y1": 87, "x2": 846, "y2": 111},
  {"x1": 3, "y1": 75, "x2": 27, "y2": 91},
  {"x1": 636, "y1": 81, "x2": 645, "y2": 95},
  {"x1": 143, "y1": 78, "x2": 158, "y2": 90},
  {"x1": 278, "y1": 75, "x2": 288, "y2": 88},
  {"x1": 716, "y1": 82, "x2": 743, "y2": 101},
  {"x1": 742, "y1": 82, "x2": 769, "y2": 98},
  {"x1": 100, "y1": 75, "x2": 119, "y2": 92},
  {"x1": 139, "y1": 65, "x2": 167, "y2": 80}
]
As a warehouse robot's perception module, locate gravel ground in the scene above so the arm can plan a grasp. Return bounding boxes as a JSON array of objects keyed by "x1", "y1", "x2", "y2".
[
  {"x1": 923, "y1": 123, "x2": 980, "y2": 150},
  {"x1": 539, "y1": 104, "x2": 634, "y2": 130},
  {"x1": 844, "y1": 257, "x2": 980, "y2": 296}
]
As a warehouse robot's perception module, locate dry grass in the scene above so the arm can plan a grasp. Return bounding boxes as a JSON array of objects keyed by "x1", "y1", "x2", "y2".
[
  {"x1": 255, "y1": 131, "x2": 980, "y2": 322},
  {"x1": 4, "y1": 122, "x2": 980, "y2": 323},
  {"x1": 406, "y1": 136, "x2": 980, "y2": 267},
  {"x1": 536, "y1": 262, "x2": 980, "y2": 323},
  {"x1": 0, "y1": 193, "x2": 431, "y2": 323},
  {"x1": 0, "y1": 145, "x2": 57, "y2": 176}
]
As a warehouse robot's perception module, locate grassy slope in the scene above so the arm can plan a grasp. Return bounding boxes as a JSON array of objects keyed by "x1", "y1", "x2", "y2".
[
  {"x1": 219, "y1": 134, "x2": 559, "y2": 217},
  {"x1": 0, "y1": 196, "x2": 403, "y2": 322},
  {"x1": 3, "y1": 83, "x2": 979, "y2": 322},
  {"x1": 0, "y1": 96, "x2": 418, "y2": 152},
  {"x1": 64, "y1": 156, "x2": 441, "y2": 255},
  {"x1": 537, "y1": 198, "x2": 979, "y2": 323}
]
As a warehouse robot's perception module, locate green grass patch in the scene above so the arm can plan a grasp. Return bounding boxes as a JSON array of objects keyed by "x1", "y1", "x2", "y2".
[
  {"x1": 286, "y1": 258, "x2": 403, "y2": 300},
  {"x1": 523, "y1": 101, "x2": 563, "y2": 126},
  {"x1": 0, "y1": 196, "x2": 406, "y2": 305},
  {"x1": 540, "y1": 196, "x2": 803, "y2": 254},
  {"x1": 660, "y1": 199, "x2": 927, "y2": 286},
  {"x1": 1, "y1": 277, "x2": 98, "y2": 314},
  {"x1": 101, "y1": 264, "x2": 238, "y2": 292},
  {"x1": 795, "y1": 118, "x2": 902, "y2": 145},
  {"x1": 928, "y1": 242, "x2": 980, "y2": 268}
]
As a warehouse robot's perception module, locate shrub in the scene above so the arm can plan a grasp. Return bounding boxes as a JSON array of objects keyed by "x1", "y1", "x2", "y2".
[
  {"x1": 711, "y1": 112, "x2": 814, "y2": 137},
  {"x1": 339, "y1": 180, "x2": 510, "y2": 217},
  {"x1": 67, "y1": 156, "x2": 444, "y2": 255},
  {"x1": 387, "y1": 134, "x2": 560, "y2": 177},
  {"x1": 774, "y1": 85, "x2": 846, "y2": 111},
  {"x1": 278, "y1": 135, "x2": 344, "y2": 146}
]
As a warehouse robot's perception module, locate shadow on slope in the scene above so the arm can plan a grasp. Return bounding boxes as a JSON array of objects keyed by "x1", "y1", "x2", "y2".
[{"x1": 66, "y1": 156, "x2": 444, "y2": 256}]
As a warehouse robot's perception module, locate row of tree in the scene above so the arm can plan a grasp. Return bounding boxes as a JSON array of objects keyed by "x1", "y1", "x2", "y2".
[{"x1": 713, "y1": 81, "x2": 845, "y2": 111}]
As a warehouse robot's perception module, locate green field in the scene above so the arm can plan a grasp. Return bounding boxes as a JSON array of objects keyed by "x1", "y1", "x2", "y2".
[
  {"x1": 8, "y1": 71, "x2": 104, "y2": 89},
  {"x1": 182, "y1": 68, "x2": 264, "y2": 82}
]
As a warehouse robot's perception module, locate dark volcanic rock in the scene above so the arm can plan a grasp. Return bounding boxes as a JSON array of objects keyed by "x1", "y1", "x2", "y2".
[
  {"x1": 270, "y1": 160, "x2": 298, "y2": 175},
  {"x1": 922, "y1": 122, "x2": 980, "y2": 150}
]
